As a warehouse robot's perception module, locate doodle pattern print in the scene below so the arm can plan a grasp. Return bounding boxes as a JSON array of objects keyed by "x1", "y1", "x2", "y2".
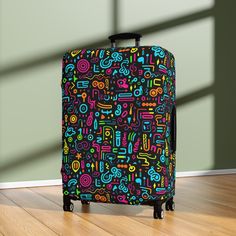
[{"x1": 61, "y1": 46, "x2": 176, "y2": 205}]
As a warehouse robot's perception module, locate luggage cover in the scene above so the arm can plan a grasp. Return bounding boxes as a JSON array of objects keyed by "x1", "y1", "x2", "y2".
[{"x1": 61, "y1": 45, "x2": 176, "y2": 205}]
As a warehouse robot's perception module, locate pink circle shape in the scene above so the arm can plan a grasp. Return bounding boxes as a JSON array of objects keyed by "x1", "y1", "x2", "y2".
[
  {"x1": 79, "y1": 174, "x2": 92, "y2": 187},
  {"x1": 123, "y1": 103, "x2": 128, "y2": 108},
  {"x1": 141, "y1": 96, "x2": 146, "y2": 101},
  {"x1": 77, "y1": 59, "x2": 90, "y2": 73}
]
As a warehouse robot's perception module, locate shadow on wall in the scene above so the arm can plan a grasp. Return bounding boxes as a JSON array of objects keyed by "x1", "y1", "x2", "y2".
[
  {"x1": 214, "y1": 0, "x2": 236, "y2": 169},
  {"x1": 0, "y1": 0, "x2": 236, "y2": 176}
]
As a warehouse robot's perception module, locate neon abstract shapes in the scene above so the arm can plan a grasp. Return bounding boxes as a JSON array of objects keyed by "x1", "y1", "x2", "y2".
[{"x1": 61, "y1": 46, "x2": 176, "y2": 205}]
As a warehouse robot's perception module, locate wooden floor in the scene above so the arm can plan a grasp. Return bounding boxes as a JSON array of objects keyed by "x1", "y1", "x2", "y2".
[{"x1": 0, "y1": 175, "x2": 236, "y2": 236}]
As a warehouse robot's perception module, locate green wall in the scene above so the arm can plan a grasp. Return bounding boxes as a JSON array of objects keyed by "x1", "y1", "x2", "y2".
[{"x1": 0, "y1": 0, "x2": 235, "y2": 182}]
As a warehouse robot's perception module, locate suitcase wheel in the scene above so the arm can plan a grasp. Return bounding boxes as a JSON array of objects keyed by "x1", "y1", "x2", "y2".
[
  {"x1": 81, "y1": 200, "x2": 90, "y2": 205},
  {"x1": 153, "y1": 201, "x2": 164, "y2": 219},
  {"x1": 165, "y1": 197, "x2": 175, "y2": 211},
  {"x1": 63, "y1": 202, "x2": 74, "y2": 212},
  {"x1": 63, "y1": 195, "x2": 74, "y2": 212},
  {"x1": 154, "y1": 208, "x2": 164, "y2": 219}
]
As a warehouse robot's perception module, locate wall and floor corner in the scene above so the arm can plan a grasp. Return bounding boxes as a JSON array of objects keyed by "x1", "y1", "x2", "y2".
[{"x1": 0, "y1": 0, "x2": 236, "y2": 189}]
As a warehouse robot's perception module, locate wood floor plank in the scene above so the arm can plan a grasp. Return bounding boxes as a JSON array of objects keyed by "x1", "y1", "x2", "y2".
[
  {"x1": 1, "y1": 188, "x2": 111, "y2": 236},
  {"x1": 174, "y1": 196, "x2": 236, "y2": 235},
  {"x1": 179, "y1": 175, "x2": 236, "y2": 191},
  {"x1": 177, "y1": 178, "x2": 236, "y2": 208},
  {"x1": 100, "y1": 178, "x2": 236, "y2": 236},
  {"x1": 175, "y1": 175, "x2": 236, "y2": 235},
  {"x1": 34, "y1": 175, "x2": 236, "y2": 235},
  {"x1": 32, "y1": 186, "x2": 168, "y2": 235},
  {"x1": 1, "y1": 174, "x2": 236, "y2": 235},
  {"x1": 0, "y1": 192, "x2": 57, "y2": 236},
  {"x1": 100, "y1": 203, "x2": 211, "y2": 236},
  {"x1": 177, "y1": 176, "x2": 235, "y2": 194}
]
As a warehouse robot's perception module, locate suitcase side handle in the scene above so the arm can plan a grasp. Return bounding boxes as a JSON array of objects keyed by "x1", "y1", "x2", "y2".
[
  {"x1": 171, "y1": 105, "x2": 177, "y2": 152},
  {"x1": 108, "y1": 33, "x2": 142, "y2": 47}
]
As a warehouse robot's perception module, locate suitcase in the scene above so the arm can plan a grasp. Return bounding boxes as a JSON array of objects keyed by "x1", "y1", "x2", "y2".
[{"x1": 61, "y1": 33, "x2": 176, "y2": 219}]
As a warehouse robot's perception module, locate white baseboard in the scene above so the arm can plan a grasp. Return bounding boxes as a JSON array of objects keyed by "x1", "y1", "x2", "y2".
[
  {"x1": 176, "y1": 168, "x2": 236, "y2": 177},
  {"x1": 0, "y1": 169, "x2": 235, "y2": 189},
  {"x1": 0, "y1": 179, "x2": 62, "y2": 189}
]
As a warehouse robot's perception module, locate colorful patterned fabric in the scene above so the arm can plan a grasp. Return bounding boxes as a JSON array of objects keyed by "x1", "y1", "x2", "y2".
[{"x1": 61, "y1": 46, "x2": 176, "y2": 205}]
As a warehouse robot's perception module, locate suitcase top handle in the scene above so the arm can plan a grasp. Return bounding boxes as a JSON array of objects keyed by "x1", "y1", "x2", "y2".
[{"x1": 108, "y1": 33, "x2": 142, "y2": 47}]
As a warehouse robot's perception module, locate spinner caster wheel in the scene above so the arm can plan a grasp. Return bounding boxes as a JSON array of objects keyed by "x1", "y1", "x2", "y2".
[
  {"x1": 81, "y1": 200, "x2": 90, "y2": 205},
  {"x1": 63, "y1": 195, "x2": 74, "y2": 212},
  {"x1": 165, "y1": 197, "x2": 175, "y2": 211},
  {"x1": 158, "y1": 209, "x2": 164, "y2": 219},
  {"x1": 153, "y1": 210, "x2": 158, "y2": 219},
  {"x1": 63, "y1": 202, "x2": 74, "y2": 212},
  {"x1": 154, "y1": 208, "x2": 164, "y2": 219},
  {"x1": 153, "y1": 201, "x2": 164, "y2": 219}
]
